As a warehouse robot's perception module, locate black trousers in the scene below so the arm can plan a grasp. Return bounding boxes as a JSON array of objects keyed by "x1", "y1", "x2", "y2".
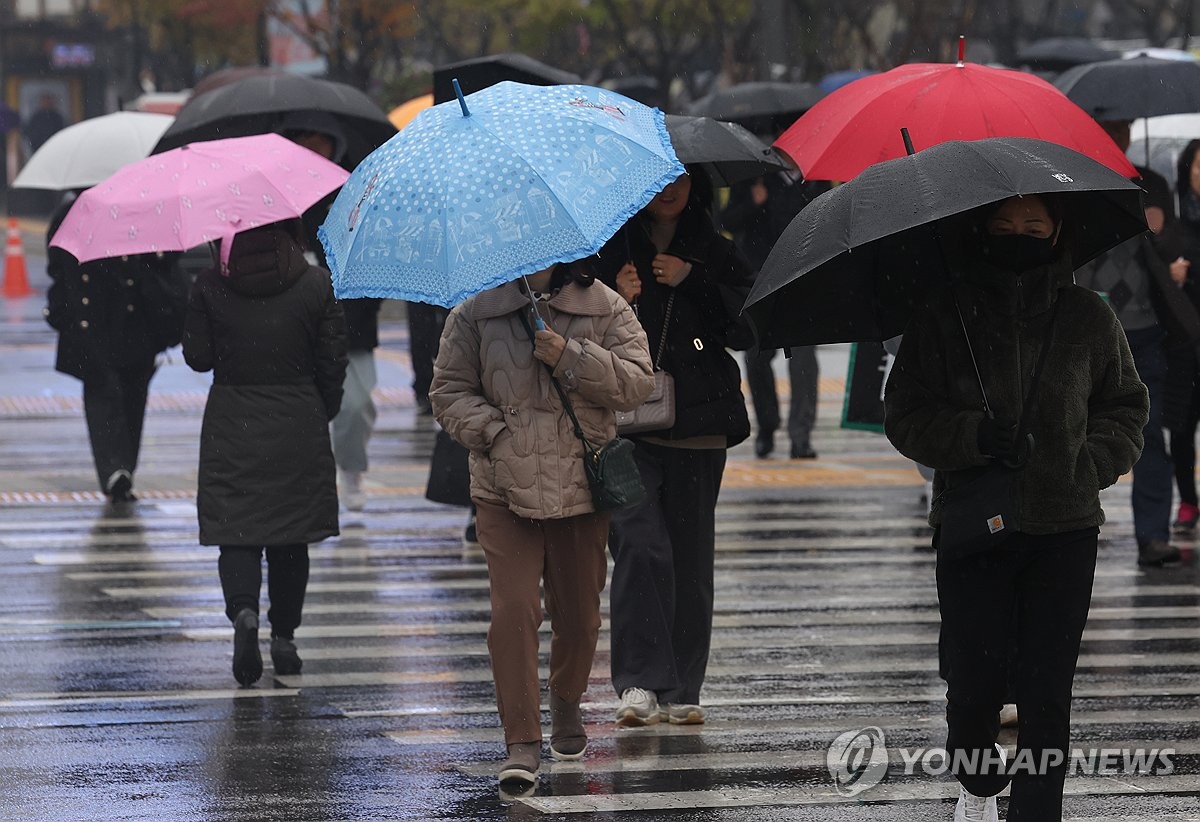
[
  {"x1": 406, "y1": 302, "x2": 448, "y2": 403},
  {"x1": 744, "y1": 346, "x2": 818, "y2": 449},
  {"x1": 608, "y1": 442, "x2": 725, "y2": 705},
  {"x1": 218, "y1": 544, "x2": 309, "y2": 639},
  {"x1": 82, "y1": 358, "x2": 156, "y2": 492},
  {"x1": 936, "y1": 527, "x2": 1098, "y2": 821}
]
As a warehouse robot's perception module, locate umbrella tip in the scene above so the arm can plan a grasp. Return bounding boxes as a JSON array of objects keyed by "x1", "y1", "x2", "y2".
[
  {"x1": 957, "y1": 35, "x2": 966, "y2": 67},
  {"x1": 453, "y1": 78, "x2": 470, "y2": 117}
]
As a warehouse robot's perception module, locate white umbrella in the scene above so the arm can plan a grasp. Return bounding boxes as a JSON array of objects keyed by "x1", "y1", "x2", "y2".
[
  {"x1": 1128, "y1": 113, "x2": 1200, "y2": 186},
  {"x1": 12, "y1": 111, "x2": 174, "y2": 191}
]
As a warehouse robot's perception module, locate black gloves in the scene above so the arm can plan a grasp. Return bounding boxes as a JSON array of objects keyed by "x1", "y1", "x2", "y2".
[{"x1": 978, "y1": 417, "x2": 1019, "y2": 461}]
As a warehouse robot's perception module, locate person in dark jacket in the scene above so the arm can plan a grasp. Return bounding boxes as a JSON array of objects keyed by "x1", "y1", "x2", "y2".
[
  {"x1": 183, "y1": 219, "x2": 347, "y2": 687},
  {"x1": 1157, "y1": 138, "x2": 1200, "y2": 535},
  {"x1": 1076, "y1": 133, "x2": 1196, "y2": 566},
  {"x1": 43, "y1": 192, "x2": 188, "y2": 506},
  {"x1": 885, "y1": 194, "x2": 1147, "y2": 822},
  {"x1": 720, "y1": 169, "x2": 828, "y2": 459},
  {"x1": 595, "y1": 166, "x2": 755, "y2": 728}
]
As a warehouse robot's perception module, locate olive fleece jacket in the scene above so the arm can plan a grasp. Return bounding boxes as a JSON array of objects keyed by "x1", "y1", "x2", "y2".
[{"x1": 884, "y1": 256, "x2": 1148, "y2": 535}]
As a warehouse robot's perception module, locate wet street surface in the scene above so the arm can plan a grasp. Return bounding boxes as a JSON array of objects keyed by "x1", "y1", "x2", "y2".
[{"x1": 1, "y1": 237, "x2": 1198, "y2": 820}]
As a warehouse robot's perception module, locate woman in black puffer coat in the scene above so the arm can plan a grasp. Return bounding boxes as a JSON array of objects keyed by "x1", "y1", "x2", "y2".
[
  {"x1": 594, "y1": 166, "x2": 754, "y2": 727},
  {"x1": 183, "y1": 219, "x2": 347, "y2": 686}
]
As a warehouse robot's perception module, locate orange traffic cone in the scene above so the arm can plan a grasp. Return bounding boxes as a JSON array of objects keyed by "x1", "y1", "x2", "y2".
[{"x1": 3, "y1": 217, "x2": 32, "y2": 299}]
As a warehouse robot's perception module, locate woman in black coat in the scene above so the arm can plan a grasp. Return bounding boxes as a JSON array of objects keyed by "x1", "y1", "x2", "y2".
[
  {"x1": 1157, "y1": 139, "x2": 1200, "y2": 533},
  {"x1": 594, "y1": 166, "x2": 755, "y2": 727},
  {"x1": 183, "y1": 219, "x2": 347, "y2": 686},
  {"x1": 43, "y1": 193, "x2": 187, "y2": 505}
]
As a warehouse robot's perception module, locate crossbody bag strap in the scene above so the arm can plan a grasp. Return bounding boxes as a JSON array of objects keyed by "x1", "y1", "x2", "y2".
[
  {"x1": 517, "y1": 309, "x2": 597, "y2": 456},
  {"x1": 653, "y1": 292, "x2": 675, "y2": 370}
]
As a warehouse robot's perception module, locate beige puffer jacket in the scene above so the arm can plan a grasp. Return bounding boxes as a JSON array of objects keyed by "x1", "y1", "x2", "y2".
[{"x1": 430, "y1": 279, "x2": 654, "y2": 519}]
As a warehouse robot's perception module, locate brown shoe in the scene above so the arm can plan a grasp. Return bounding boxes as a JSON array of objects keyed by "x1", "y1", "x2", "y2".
[
  {"x1": 498, "y1": 741, "x2": 540, "y2": 788},
  {"x1": 550, "y1": 694, "x2": 587, "y2": 760},
  {"x1": 1138, "y1": 539, "x2": 1181, "y2": 567}
]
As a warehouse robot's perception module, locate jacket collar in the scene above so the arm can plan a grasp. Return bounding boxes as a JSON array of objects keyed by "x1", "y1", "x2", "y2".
[{"x1": 471, "y1": 279, "x2": 614, "y2": 320}]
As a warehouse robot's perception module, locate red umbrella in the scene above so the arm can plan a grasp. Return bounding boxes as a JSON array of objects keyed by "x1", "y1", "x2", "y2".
[{"x1": 775, "y1": 41, "x2": 1137, "y2": 181}]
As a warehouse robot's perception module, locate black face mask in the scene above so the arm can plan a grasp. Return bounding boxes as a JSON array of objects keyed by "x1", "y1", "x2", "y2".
[{"x1": 981, "y1": 233, "x2": 1057, "y2": 272}]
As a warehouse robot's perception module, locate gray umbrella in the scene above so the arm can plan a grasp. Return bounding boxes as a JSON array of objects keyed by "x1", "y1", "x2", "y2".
[
  {"x1": 664, "y1": 114, "x2": 790, "y2": 187},
  {"x1": 1055, "y1": 57, "x2": 1200, "y2": 121}
]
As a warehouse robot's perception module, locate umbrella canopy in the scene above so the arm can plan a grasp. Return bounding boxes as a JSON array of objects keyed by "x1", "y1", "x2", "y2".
[
  {"x1": 388, "y1": 93, "x2": 433, "y2": 131},
  {"x1": 818, "y1": 69, "x2": 878, "y2": 94},
  {"x1": 664, "y1": 114, "x2": 789, "y2": 187},
  {"x1": 153, "y1": 74, "x2": 396, "y2": 168},
  {"x1": 12, "y1": 111, "x2": 174, "y2": 191},
  {"x1": 687, "y1": 81, "x2": 824, "y2": 125},
  {"x1": 1055, "y1": 56, "x2": 1200, "y2": 121},
  {"x1": 50, "y1": 133, "x2": 350, "y2": 270},
  {"x1": 432, "y1": 53, "x2": 581, "y2": 104},
  {"x1": 318, "y1": 81, "x2": 685, "y2": 307},
  {"x1": 742, "y1": 137, "x2": 1146, "y2": 350},
  {"x1": 191, "y1": 66, "x2": 288, "y2": 98},
  {"x1": 775, "y1": 58, "x2": 1137, "y2": 181},
  {"x1": 1016, "y1": 37, "x2": 1119, "y2": 72}
]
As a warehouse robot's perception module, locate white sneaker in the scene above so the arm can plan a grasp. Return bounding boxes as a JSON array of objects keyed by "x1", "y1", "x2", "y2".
[
  {"x1": 338, "y1": 470, "x2": 364, "y2": 512},
  {"x1": 659, "y1": 703, "x2": 706, "y2": 725},
  {"x1": 954, "y1": 744, "x2": 1005, "y2": 822},
  {"x1": 998, "y1": 703, "x2": 1018, "y2": 728},
  {"x1": 615, "y1": 687, "x2": 659, "y2": 727}
]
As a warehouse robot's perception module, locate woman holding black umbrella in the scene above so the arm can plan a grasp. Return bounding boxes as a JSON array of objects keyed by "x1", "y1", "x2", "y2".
[{"x1": 884, "y1": 194, "x2": 1147, "y2": 821}]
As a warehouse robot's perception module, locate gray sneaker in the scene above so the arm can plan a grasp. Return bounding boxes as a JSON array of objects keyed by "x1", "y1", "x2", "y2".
[
  {"x1": 659, "y1": 703, "x2": 706, "y2": 725},
  {"x1": 1138, "y1": 539, "x2": 1181, "y2": 567},
  {"x1": 615, "y1": 687, "x2": 659, "y2": 727}
]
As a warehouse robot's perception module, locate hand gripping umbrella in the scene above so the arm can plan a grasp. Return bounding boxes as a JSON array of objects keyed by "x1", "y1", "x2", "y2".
[
  {"x1": 742, "y1": 136, "x2": 1147, "y2": 351},
  {"x1": 318, "y1": 80, "x2": 685, "y2": 309}
]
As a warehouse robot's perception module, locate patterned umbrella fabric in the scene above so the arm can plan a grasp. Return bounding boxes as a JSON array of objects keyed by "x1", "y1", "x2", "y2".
[
  {"x1": 51, "y1": 133, "x2": 350, "y2": 270},
  {"x1": 319, "y1": 81, "x2": 685, "y2": 306}
]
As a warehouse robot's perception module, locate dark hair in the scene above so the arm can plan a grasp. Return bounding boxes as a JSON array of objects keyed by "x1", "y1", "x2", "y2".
[
  {"x1": 549, "y1": 257, "x2": 596, "y2": 290},
  {"x1": 1177, "y1": 139, "x2": 1200, "y2": 200}
]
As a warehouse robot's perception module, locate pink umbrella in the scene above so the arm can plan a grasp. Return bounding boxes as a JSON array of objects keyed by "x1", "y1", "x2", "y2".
[{"x1": 50, "y1": 133, "x2": 349, "y2": 271}]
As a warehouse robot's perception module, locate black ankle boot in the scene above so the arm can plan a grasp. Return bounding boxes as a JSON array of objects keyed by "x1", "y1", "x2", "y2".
[
  {"x1": 232, "y1": 609, "x2": 262, "y2": 686},
  {"x1": 270, "y1": 635, "x2": 302, "y2": 675}
]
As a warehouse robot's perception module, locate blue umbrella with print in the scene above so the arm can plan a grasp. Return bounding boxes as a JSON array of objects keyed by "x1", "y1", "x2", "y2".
[{"x1": 318, "y1": 80, "x2": 685, "y2": 308}]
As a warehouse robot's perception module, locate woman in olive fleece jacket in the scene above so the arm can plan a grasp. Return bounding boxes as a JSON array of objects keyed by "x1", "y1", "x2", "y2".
[{"x1": 883, "y1": 195, "x2": 1148, "y2": 822}]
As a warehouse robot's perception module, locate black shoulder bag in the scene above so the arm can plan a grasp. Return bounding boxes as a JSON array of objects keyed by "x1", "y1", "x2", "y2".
[
  {"x1": 937, "y1": 298, "x2": 1060, "y2": 559},
  {"x1": 519, "y1": 310, "x2": 646, "y2": 512}
]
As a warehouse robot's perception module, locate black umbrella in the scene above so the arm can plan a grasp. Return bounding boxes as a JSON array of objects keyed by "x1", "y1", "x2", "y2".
[
  {"x1": 687, "y1": 82, "x2": 824, "y2": 131},
  {"x1": 153, "y1": 74, "x2": 396, "y2": 168},
  {"x1": 432, "y1": 53, "x2": 580, "y2": 104},
  {"x1": 1016, "y1": 37, "x2": 1119, "y2": 72},
  {"x1": 1055, "y1": 57, "x2": 1200, "y2": 121},
  {"x1": 743, "y1": 137, "x2": 1146, "y2": 350},
  {"x1": 664, "y1": 114, "x2": 790, "y2": 187}
]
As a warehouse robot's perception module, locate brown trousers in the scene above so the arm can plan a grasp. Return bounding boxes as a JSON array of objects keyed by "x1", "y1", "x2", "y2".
[{"x1": 474, "y1": 499, "x2": 610, "y2": 745}]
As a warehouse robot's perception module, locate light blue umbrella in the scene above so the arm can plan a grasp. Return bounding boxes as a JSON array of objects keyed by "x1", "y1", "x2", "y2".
[{"x1": 318, "y1": 80, "x2": 685, "y2": 307}]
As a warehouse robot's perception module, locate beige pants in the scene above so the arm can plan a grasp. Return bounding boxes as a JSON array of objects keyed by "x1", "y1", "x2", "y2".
[{"x1": 474, "y1": 499, "x2": 610, "y2": 744}]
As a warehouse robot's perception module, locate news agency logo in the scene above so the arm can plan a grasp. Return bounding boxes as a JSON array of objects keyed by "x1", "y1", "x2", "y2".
[
  {"x1": 826, "y1": 727, "x2": 1176, "y2": 795},
  {"x1": 826, "y1": 726, "x2": 889, "y2": 796}
]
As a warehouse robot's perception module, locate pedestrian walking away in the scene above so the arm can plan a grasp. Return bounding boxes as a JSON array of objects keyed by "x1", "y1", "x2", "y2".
[
  {"x1": 885, "y1": 194, "x2": 1148, "y2": 821},
  {"x1": 183, "y1": 218, "x2": 347, "y2": 687},
  {"x1": 1156, "y1": 139, "x2": 1200, "y2": 536},
  {"x1": 595, "y1": 166, "x2": 755, "y2": 729},
  {"x1": 43, "y1": 192, "x2": 190, "y2": 509},
  {"x1": 430, "y1": 260, "x2": 653, "y2": 791}
]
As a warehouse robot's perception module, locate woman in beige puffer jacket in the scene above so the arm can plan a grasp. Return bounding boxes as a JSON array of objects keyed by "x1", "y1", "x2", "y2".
[{"x1": 430, "y1": 260, "x2": 653, "y2": 790}]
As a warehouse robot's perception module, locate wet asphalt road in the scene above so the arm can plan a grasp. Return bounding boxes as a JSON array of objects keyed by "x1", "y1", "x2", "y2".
[{"x1": 0, "y1": 235, "x2": 1197, "y2": 821}]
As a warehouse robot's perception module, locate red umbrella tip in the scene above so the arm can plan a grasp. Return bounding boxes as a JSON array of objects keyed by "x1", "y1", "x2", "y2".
[{"x1": 957, "y1": 35, "x2": 966, "y2": 66}]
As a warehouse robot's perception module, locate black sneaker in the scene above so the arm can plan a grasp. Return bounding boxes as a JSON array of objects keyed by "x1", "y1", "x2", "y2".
[
  {"x1": 754, "y1": 430, "x2": 775, "y2": 459},
  {"x1": 232, "y1": 609, "x2": 262, "y2": 686},
  {"x1": 790, "y1": 444, "x2": 817, "y2": 459},
  {"x1": 270, "y1": 636, "x2": 302, "y2": 675},
  {"x1": 105, "y1": 469, "x2": 136, "y2": 503}
]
